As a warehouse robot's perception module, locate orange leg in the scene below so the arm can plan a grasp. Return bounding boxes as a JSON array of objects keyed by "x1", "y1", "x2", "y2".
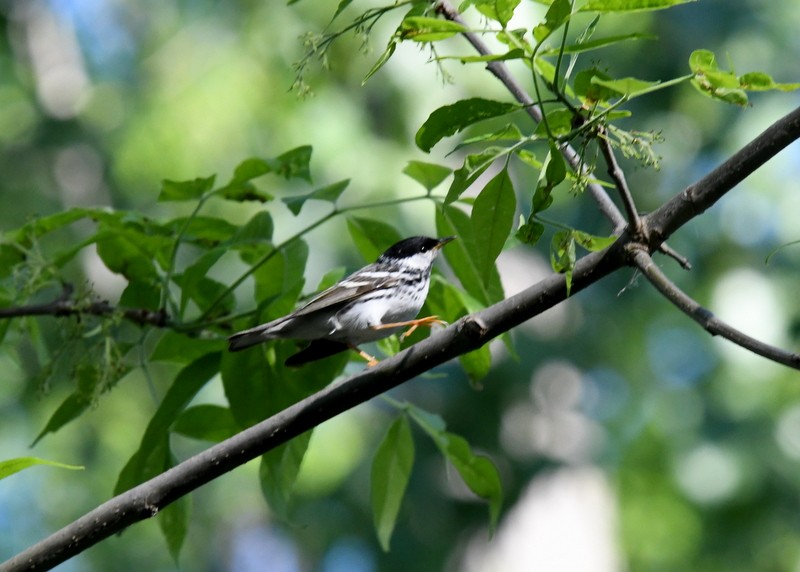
[
  {"x1": 350, "y1": 345, "x2": 380, "y2": 367},
  {"x1": 371, "y1": 315, "x2": 448, "y2": 341}
]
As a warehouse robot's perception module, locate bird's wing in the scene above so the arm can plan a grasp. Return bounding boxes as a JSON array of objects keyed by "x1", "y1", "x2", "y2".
[{"x1": 290, "y1": 265, "x2": 399, "y2": 318}]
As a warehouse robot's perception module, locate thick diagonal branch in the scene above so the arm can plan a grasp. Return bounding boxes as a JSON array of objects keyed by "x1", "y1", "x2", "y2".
[{"x1": 631, "y1": 248, "x2": 800, "y2": 369}]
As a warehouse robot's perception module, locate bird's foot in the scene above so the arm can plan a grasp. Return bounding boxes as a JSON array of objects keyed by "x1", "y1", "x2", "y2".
[
  {"x1": 372, "y1": 315, "x2": 448, "y2": 341},
  {"x1": 350, "y1": 345, "x2": 380, "y2": 367}
]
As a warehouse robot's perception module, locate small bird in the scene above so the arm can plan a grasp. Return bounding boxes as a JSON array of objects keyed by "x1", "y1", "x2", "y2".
[{"x1": 228, "y1": 236, "x2": 455, "y2": 366}]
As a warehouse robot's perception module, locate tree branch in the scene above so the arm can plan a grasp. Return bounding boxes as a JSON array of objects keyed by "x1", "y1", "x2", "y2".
[
  {"x1": 6, "y1": 103, "x2": 800, "y2": 570},
  {"x1": 646, "y1": 105, "x2": 800, "y2": 245},
  {"x1": 436, "y1": 0, "x2": 627, "y2": 231},
  {"x1": 597, "y1": 127, "x2": 642, "y2": 233},
  {"x1": 0, "y1": 245, "x2": 626, "y2": 572},
  {"x1": 630, "y1": 247, "x2": 800, "y2": 369},
  {"x1": 0, "y1": 284, "x2": 170, "y2": 328}
]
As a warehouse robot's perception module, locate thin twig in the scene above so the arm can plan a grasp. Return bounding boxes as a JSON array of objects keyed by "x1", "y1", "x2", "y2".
[
  {"x1": 630, "y1": 248, "x2": 800, "y2": 369},
  {"x1": 0, "y1": 284, "x2": 170, "y2": 328},
  {"x1": 597, "y1": 127, "x2": 642, "y2": 234},
  {"x1": 436, "y1": 0, "x2": 626, "y2": 230},
  {"x1": 658, "y1": 243, "x2": 692, "y2": 270}
]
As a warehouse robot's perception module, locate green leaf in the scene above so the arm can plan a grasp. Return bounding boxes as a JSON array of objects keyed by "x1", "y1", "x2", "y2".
[
  {"x1": 178, "y1": 249, "x2": 226, "y2": 315},
  {"x1": 0, "y1": 457, "x2": 83, "y2": 481},
  {"x1": 459, "y1": 345, "x2": 493, "y2": 386},
  {"x1": 550, "y1": 230, "x2": 576, "y2": 295},
  {"x1": 220, "y1": 351, "x2": 269, "y2": 428},
  {"x1": 572, "y1": 230, "x2": 617, "y2": 251},
  {"x1": 115, "y1": 353, "x2": 221, "y2": 494},
  {"x1": 260, "y1": 432, "x2": 313, "y2": 519},
  {"x1": 400, "y1": 16, "x2": 467, "y2": 42},
  {"x1": 444, "y1": 147, "x2": 508, "y2": 205},
  {"x1": 151, "y1": 331, "x2": 225, "y2": 364},
  {"x1": 219, "y1": 182, "x2": 274, "y2": 203},
  {"x1": 371, "y1": 415, "x2": 415, "y2": 551},
  {"x1": 32, "y1": 392, "x2": 92, "y2": 446},
  {"x1": 436, "y1": 205, "x2": 505, "y2": 307},
  {"x1": 541, "y1": 32, "x2": 656, "y2": 56},
  {"x1": 407, "y1": 404, "x2": 502, "y2": 531},
  {"x1": 535, "y1": 108, "x2": 574, "y2": 137},
  {"x1": 158, "y1": 462, "x2": 189, "y2": 562},
  {"x1": 282, "y1": 179, "x2": 350, "y2": 215},
  {"x1": 416, "y1": 98, "x2": 521, "y2": 153},
  {"x1": 158, "y1": 176, "x2": 215, "y2": 202},
  {"x1": 364, "y1": 40, "x2": 397, "y2": 83},
  {"x1": 346, "y1": 217, "x2": 404, "y2": 262},
  {"x1": 471, "y1": 168, "x2": 516, "y2": 286},
  {"x1": 273, "y1": 146, "x2": 313, "y2": 182},
  {"x1": 444, "y1": 49, "x2": 525, "y2": 64},
  {"x1": 591, "y1": 76, "x2": 661, "y2": 97},
  {"x1": 230, "y1": 211, "x2": 274, "y2": 248},
  {"x1": 533, "y1": 0, "x2": 572, "y2": 44},
  {"x1": 164, "y1": 216, "x2": 239, "y2": 247},
  {"x1": 466, "y1": 0, "x2": 521, "y2": 27},
  {"x1": 119, "y1": 280, "x2": 161, "y2": 312},
  {"x1": 331, "y1": 0, "x2": 355, "y2": 21},
  {"x1": 173, "y1": 405, "x2": 239, "y2": 442},
  {"x1": 232, "y1": 157, "x2": 276, "y2": 183},
  {"x1": 0, "y1": 244, "x2": 24, "y2": 279},
  {"x1": 580, "y1": 0, "x2": 696, "y2": 12},
  {"x1": 738, "y1": 72, "x2": 800, "y2": 92},
  {"x1": 95, "y1": 230, "x2": 159, "y2": 282},
  {"x1": 251, "y1": 239, "x2": 308, "y2": 319},
  {"x1": 403, "y1": 161, "x2": 453, "y2": 192},
  {"x1": 516, "y1": 220, "x2": 545, "y2": 245},
  {"x1": 455, "y1": 123, "x2": 524, "y2": 149}
]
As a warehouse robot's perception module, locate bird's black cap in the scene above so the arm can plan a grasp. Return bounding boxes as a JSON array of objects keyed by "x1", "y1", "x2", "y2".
[{"x1": 379, "y1": 236, "x2": 455, "y2": 261}]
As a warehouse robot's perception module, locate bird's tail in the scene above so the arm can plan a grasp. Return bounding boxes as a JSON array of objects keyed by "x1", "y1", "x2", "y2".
[{"x1": 227, "y1": 320, "x2": 284, "y2": 352}]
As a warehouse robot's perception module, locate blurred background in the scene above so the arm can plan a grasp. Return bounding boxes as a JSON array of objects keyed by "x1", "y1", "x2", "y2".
[{"x1": 1, "y1": 0, "x2": 800, "y2": 570}]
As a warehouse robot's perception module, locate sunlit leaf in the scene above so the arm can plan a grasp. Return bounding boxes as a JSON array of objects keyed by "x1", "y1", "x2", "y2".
[
  {"x1": 580, "y1": 0, "x2": 696, "y2": 12},
  {"x1": 441, "y1": 49, "x2": 525, "y2": 64},
  {"x1": 400, "y1": 16, "x2": 466, "y2": 42},
  {"x1": 572, "y1": 230, "x2": 617, "y2": 251},
  {"x1": 0, "y1": 457, "x2": 83, "y2": 481},
  {"x1": 371, "y1": 415, "x2": 415, "y2": 551},
  {"x1": 591, "y1": 76, "x2": 661, "y2": 97},
  {"x1": 533, "y1": 0, "x2": 572, "y2": 44},
  {"x1": 465, "y1": 0, "x2": 521, "y2": 27},
  {"x1": 416, "y1": 99, "x2": 521, "y2": 153}
]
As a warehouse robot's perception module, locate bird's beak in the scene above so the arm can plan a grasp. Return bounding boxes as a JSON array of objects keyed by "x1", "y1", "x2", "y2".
[{"x1": 435, "y1": 236, "x2": 456, "y2": 250}]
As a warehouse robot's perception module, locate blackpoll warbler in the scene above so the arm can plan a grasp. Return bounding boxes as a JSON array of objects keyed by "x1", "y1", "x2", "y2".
[{"x1": 227, "y1": 236, "x2": 455, "y2": 366}]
